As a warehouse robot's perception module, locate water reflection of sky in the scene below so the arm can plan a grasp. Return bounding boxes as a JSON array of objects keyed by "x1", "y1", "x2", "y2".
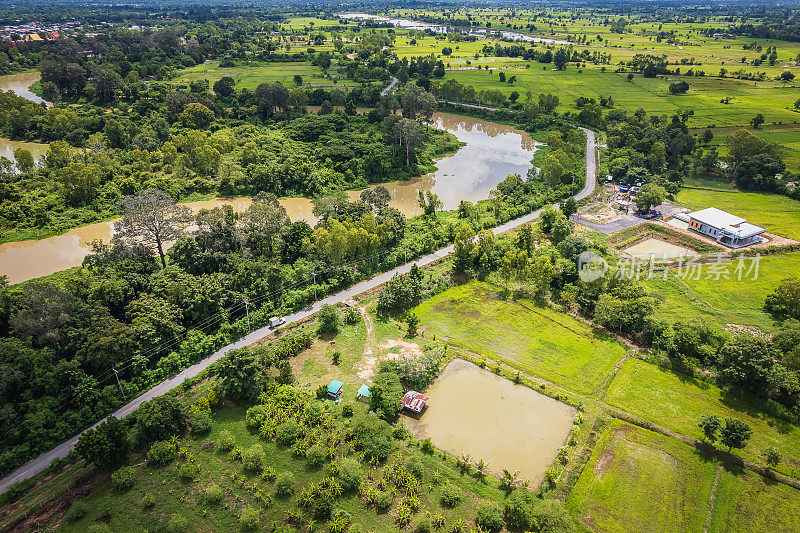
[{"x1": 429, "y1": 115, "x2": 537, "y2": 209}]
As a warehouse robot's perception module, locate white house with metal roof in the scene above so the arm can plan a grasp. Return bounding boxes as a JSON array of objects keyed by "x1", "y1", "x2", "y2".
[{"x1": 686, "y1": 207, "x2": 765, "y2": 248}]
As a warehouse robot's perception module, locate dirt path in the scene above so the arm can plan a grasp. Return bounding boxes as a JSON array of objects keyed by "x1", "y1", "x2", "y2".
[
  {"x1": 360, "y1": 306, "x2": 376, "y2": 359},
  {"x1": 702, "y1": 466, "x2": 723, "y2": 533}
]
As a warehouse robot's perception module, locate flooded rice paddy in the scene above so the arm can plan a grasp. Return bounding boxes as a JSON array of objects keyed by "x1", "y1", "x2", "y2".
[{"x1": 403, "y1": 359, "x2": 576, "y2": 484}]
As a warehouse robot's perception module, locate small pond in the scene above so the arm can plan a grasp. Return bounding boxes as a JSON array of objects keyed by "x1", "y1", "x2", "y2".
[
  {"x1": 622, "y1": 238, "x2": 697, "y2": 260},
  {"x1": 403, "y1": 358, "x2": 576, "y2": 484}
]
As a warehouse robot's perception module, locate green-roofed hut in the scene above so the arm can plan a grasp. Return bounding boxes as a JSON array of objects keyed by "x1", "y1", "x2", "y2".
[
  {"x1": 327, "y1": 380, "x2": 343, "y2": 400},
  {"x1": 356, "y1": 384, "x2": 371, "y2": 399}
]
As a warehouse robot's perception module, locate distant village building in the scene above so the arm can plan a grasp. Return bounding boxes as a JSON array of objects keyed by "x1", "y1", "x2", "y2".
[{"x1": 686, "y1": 207, "x2": 765, "y2": 248}]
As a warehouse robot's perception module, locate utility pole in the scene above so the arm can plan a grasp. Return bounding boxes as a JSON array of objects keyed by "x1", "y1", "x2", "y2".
[
  {"x1": 312, "y1": 272, "x2": 317, "y2": 300},
  {"x1": 112, "y1": 367, "x2": 124, "y2": 398},
  {"x1": 244, "y1": 300, "x2": 250, "y2": 331}
]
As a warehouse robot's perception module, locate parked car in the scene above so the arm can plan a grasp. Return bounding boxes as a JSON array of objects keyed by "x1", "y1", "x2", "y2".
[{"x1": 269, "y1": 317, "x2": 285, "y2": 328}]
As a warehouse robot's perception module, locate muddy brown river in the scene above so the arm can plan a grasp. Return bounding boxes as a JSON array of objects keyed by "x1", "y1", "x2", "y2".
[
  {"x1": 0, "y1": 112, "x2": 538, "y2": 284},
  {"x1": 403, "y1": 359, "x2": 576, "y2": 484},
  {"x1": 0, "y1": 72, "x2": 50, "y2": 167}
]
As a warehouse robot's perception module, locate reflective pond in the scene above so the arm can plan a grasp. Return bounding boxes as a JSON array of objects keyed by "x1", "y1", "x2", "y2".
[{"x1": 403, "y1": 359, "x2": 576, "y2": 484}]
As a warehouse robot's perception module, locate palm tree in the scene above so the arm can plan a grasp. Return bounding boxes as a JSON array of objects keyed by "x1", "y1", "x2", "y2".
[
  {"x1": 474, "y1": 458, "x2": 488, "y2": 480},
  {"x1": 457, "y1": 452, "x2": 472, "y2": 474},
  {"x1": 501, "y1": 469, "x2": 521, "y2": 493}
]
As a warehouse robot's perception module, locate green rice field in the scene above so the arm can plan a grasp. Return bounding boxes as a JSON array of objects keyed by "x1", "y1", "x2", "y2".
[{"x1": 413, "y1": 281, "x2": 626, "y2": 394}]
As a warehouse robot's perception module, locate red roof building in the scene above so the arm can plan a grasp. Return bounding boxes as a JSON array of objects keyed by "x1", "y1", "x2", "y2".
[{"x1": 401, "y1": 391, "x2": 429, "y2": 413}]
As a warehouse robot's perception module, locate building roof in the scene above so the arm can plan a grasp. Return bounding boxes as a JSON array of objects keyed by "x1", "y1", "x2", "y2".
[
  {"x1": 327, "y1": 380, "x2": 343, "y2": 394},
  {"x1": 689, "y1": 207, "x2": 745, "y2": 228},
  {"x1": 357, "y1": 384, "x2": 371, "y2": 397},
  {"x1": 688, "y1": 207, "x2": 764, "y2": 238},
  {"x1": 401, "y1": 391, "x2": 428, "y2": 413}
]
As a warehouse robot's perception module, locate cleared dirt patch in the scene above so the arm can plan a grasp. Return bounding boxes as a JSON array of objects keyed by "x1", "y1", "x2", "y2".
[{"x1": 355, "y1": 338, "x2": 424, "y2": 381}]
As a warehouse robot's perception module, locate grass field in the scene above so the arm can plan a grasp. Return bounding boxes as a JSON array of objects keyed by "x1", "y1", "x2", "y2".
[
  {"x1": 566, "y1": 419, "x2": 717, "y2": 533},
  {"x1": 708, "y1": 469, "x2": 800, "y2": 533},
  {"x1": 675, "y1": 187, "x2": 800, "y2": 240},
  {"x1": 646, "y1": 251, "x2": 800, "y2": 333},
  {"x1": 172, "y1": 60, "x2": 362, "y2": 91},
  {"x1": 413, "y1": 281, "x2": 626, "y2": 395},
  {"x1": 604, "y1": 359, "x2": 800, "y2": 477},
  {"x1": 445, "y1": 67, "x2": 800, "y2": 128}
]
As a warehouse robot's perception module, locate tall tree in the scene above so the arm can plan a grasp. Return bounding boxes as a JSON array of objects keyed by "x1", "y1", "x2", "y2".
[
  {"x1": 74, "y1": 416, "x2": 130, "y2": 470},
  {"x1": 720, "y1": 419, "x2": 752, "y2": 453},
  {"x1": 115, "y1": 189, "x2": 193, "y2": 268}
]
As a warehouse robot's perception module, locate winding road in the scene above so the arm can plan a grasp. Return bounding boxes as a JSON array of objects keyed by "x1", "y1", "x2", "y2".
[
  {"x1": 0, "y1": 125, "x2": 596, "y2": 494},
  {"x1": 381, "y1": 76, "x2": 398, "y2": 96}
]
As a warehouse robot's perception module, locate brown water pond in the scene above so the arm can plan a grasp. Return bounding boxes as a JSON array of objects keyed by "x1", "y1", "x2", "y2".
[
  {"x1": 0, "y1": 112, "x2": 538, "y2": 283},
  {"x1": 403, "y1": 359, "x2": 576, "y2": 484}
]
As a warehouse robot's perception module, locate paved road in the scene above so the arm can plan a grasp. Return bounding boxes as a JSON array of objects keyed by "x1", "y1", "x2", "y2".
[
  {"x1": 0, "y1": 126, "x2": 596, "y2": 495},
  {"x1": 381, "y1": 76, "x2": 398, "y2": 96}
]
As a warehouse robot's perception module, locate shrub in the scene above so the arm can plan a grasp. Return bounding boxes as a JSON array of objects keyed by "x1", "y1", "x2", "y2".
[
  {"x1": 305, "y1": 402, "x2": 324, "y2": 425},
  {"x1": 204, "y1": 483, "x2": 223, "y2": 505},
  {"x1": 218, "y1": 429, "x2": 236, "y2": 451},
  {"x1": 406, "y1": 456, "x2": 424, "y2": 480},
  {"x1": 229, "y1": 445, "x2": 243, "y2": 462},
  {"x1": 421, "y1": 438, "x2": 435, "y2": 454},
  {"x1": 141, "y1": 493, "x2": 156, "y2": 509},
  {"x1": 179, "y1": 461, "x2": 200, "y2": 481},
  {"x1": 111, "y1": 466, "x2": 135, "y2": 491},
  {"x1": 306, "y1": 444, "x2": 327, "y2": 466},
  {"x1": 166, "y1": 514, "x2": 189, "y2": 533},
  {"x1": 261, "y1": 466, "x2": 277, "y2": 483},
  {"x1": 275, "y1": 420, "x2": 300, "y2": 445},
  {"x1": 475, "y1": 501, "x2": 504, "y2": 531},
  {"x1": 189, "y1": 412, "x2": 212, "y2": 434},
  {"x1": 274, "y1": 472, "x2": 295, "y2": 495},
  {"x1": 342, "y1": 405, "x2": 353, "y2": 418},
  {"x1": 414, "y1": 514, "x2": 433, "y2": 533},
  {"x1": 374, "y1": 490, "x2": 393, "y2": 509},
  {"x1": 337, "y1": 457, "x2": 363, "y2": 492},
  {"x1": 439, "y1": 483, "x2": 462, "y2": 508},
  {"x1": 88, "y1": 525, "x2": 112, "y2": 533},
  {"x1": 316, "y1": 384, "x2": 328, "y2": 399},
  {"x1": 245, "y1": 404, "x2": 269, "y2": 430},
  {"x1": 66, "y1": 501, "x2": 87, "y2": 522},
  {"x1": 317, "y1": 304, "x2": 340, "y2": 334},
  {"x1": 242, "y1": 444, "x2": 266, "y2": 473},
  {"x1": 239, "y1": 507, "x2": 260, "y2": 530},
  {"x1": 530, "y1": 499, "x2": 575, "y2": 533},
  {"x1": 504, "y1": 489, "x2": 536, "y2": 530},
  {"x1": 147, "y1": 440, "x2": 176, "y2": 466}
]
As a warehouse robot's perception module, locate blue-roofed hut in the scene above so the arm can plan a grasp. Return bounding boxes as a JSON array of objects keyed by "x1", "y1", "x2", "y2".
[{"x1": 356, "y1": 384, "x2": 371, "y2": 399}]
